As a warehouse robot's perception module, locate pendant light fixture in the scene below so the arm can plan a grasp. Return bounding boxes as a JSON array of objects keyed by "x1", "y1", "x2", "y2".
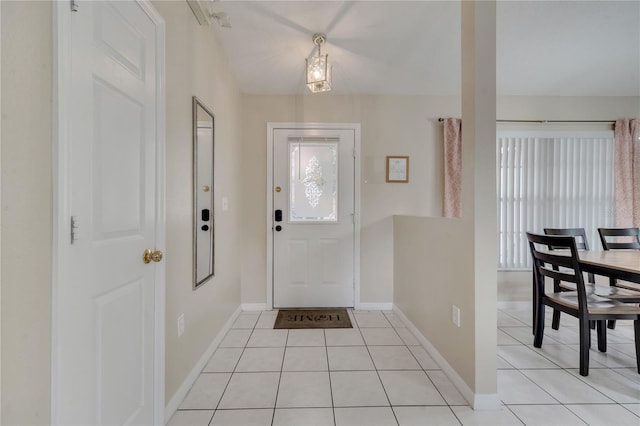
[{"x1": 306, "y1": 33, "x2": 332, "y2": 93}]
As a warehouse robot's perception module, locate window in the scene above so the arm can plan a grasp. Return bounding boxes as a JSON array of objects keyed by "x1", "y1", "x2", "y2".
[{"x1": 497, "y1": 131, "x2": 615, "y2": 270}]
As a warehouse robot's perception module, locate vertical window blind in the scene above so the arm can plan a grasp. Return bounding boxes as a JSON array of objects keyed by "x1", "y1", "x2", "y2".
[{"x1": 497, "y1": 131, "x2": 615, "y2": 270}]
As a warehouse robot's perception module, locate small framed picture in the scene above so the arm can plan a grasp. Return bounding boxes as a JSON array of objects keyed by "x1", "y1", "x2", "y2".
[{"x1": 386, "y1": 156, "x2": 409, "y2": 183}]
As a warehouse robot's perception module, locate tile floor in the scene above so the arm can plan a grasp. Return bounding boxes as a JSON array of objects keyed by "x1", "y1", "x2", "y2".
[{"x1": 168, "y1": 306, "x2": 640, "y2": 425}]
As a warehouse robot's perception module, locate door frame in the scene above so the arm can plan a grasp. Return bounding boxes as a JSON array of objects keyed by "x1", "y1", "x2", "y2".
[
  {"x1": 52, "y1": 1, "x2": 166, "y2": 424},
  {"x1": 266, "y1": 122, "x2": 361, "y2": 310}
]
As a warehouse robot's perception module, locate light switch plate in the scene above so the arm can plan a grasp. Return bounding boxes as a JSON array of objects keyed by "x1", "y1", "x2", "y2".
[
  {"x1": 178, "y1": 313, "x2": 185, "y2": 337},
  {"x1": 452, "y1": 305, "x2": 461, "y2": 327}
]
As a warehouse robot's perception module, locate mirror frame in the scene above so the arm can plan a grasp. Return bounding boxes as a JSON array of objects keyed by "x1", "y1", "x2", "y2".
[{"x1": 192, "y1": 96, "x2": 215, "y2": 289}]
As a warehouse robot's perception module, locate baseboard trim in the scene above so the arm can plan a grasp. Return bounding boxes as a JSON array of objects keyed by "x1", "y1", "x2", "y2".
[
  {"x1": 164, "y1": 305, "x2": 242, "y2": 421},
  {"x1": 392, "y1": 305, "x2": 501, "y2": 411},
  {"x1": 241, "y1": 303, "x2": 268, "y2": 311},
  {"x1": 241, "y1": 303, "x2": 394, "y2": 311},
  {"x1": 355, "y1": 302, "x2": 393, "y2": 310}
]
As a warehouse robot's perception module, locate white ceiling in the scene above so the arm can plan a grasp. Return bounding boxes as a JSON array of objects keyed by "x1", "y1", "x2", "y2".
[{"x1": 209, "y1": 1, "x2": 640, "y2": 96}]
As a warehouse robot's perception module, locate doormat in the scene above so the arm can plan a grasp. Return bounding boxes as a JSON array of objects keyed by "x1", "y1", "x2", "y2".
[{"x1": 274, "y1": 309, "x2": 352, "y2": 329}]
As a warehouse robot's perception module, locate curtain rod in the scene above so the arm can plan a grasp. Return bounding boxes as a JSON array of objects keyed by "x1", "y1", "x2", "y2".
[{"x1": 437, "y1": 118, "x2": 615, "y2": 124}]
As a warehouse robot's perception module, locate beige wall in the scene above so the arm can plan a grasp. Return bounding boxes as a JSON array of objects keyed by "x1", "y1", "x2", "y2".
[
  {"x1": 0, "y1": 1, "x2": 244, "y2": 422},
  {"x1": 468, "y1": 2, "x2": 498, "y2": 398},
  {"x1": 498, "y1": 96, "x2": 640, "y2": 121},
  {"x1": 393, "y1": 94, "x2": 640, "y2": 394},
  {"x1": 240, "y1": 92, "x2": 640, "y2": 307},
  {"x1": 393, "y1": 216, "x2": 476, "y2": 383},
  {"x1": 1, "y1": 2, "x2": 52, "y2": 424},
  {"x1": 240, "y1": 94, "x2": 460, "y2": 305},
  {"x1": 240, "y1": 93, "x2": 640, "y2": 309},
  {"x1": 152, "y1": 1, "x2": 243, "y2": 405},
  {"x1": 394, "y1": 1, "x2": 498, "y2": 400},
  {"x1": 1, "y1": 0, "x2": 638, "y2": 423}
]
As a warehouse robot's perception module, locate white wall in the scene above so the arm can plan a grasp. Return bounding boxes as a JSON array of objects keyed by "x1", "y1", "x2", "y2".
[
  {"x1": 152, "y1": 1, "x2": 243, "y2": 405},
  {"x1": 1, "y1": 2, "x2": 52, "y2": 424},
  {"x1": 240, "y1": 95, "x2": 460, "y2": 306}
]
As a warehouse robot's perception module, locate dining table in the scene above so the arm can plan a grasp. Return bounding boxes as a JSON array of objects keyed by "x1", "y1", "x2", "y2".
[{"x1": 577, "y1": 250, "x2": 640, "y2": 302}]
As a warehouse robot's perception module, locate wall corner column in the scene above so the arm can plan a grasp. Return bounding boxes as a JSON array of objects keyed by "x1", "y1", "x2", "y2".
[{"x1": 461, "y1": 0, "x2": 499, "y2": 409}]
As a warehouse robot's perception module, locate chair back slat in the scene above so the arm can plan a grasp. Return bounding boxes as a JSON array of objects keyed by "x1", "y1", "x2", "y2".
[
  {"x1": 543, "y1": 227, "x2": 595, "y2": 283},
  {"x1": 602, "y1": 241, "x2": 640, "y2": 250},
  {"x1": 544, "y1": 228, "x2": 590, "y2": 250},
  {"x1": 538, "y1": 266, "x2": 576, "y2": 283},
  {"x1": 533, "y1": 250, "x2": 575, "y2": 269},
  {"x1": 526, "y1": 232, "x2": 588, "y2": 310},
  {"x1": 598, "y1": 227, "x2": 640, "y2": 250}
]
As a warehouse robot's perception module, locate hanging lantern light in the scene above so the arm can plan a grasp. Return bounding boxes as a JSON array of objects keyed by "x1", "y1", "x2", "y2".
[{"x1": 306, "y1": 33, "x2": 332, "y2": 93}]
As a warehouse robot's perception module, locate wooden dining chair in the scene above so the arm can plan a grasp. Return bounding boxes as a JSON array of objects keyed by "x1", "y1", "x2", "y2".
[
  {"x1": 598, "y1": 227, "x2": 640, "y2": 330},
  {"x1": 543, "y1": 228, "x2": 595, "y2": 330},
  {"x1": 527, "y1": 232, "x2": 640, "y2": 376}
]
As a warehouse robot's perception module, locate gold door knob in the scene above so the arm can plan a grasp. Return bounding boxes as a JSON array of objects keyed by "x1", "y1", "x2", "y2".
[{"x1": 143, "y1": 249, "x2": 163, "y2": 264}]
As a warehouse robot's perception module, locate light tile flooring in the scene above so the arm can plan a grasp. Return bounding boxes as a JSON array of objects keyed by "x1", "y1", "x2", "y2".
[{"x1": 168, "y1": 306, "x2": 640, "y2": 425}]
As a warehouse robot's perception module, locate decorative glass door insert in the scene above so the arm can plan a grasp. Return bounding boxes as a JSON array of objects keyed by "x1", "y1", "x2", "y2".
[{"x1": 289, "y1": 140, "x2": 338, "y2": 222}]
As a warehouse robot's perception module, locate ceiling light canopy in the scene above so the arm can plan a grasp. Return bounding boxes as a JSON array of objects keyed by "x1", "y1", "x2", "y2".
[
  {"x1": 187, "y1": 0, "x2": 231, "y2": 27},
  {"x1": 306, "y1": 33, "x2": 332, "y2": 93}
]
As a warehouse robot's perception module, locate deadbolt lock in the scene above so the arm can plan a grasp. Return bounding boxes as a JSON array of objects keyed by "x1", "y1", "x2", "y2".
[{"x1": 143, "y1": 249, "x2": 163, "y2": 264}]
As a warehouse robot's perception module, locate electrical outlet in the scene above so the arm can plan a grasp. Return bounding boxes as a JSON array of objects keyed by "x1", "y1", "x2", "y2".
[
  {"x1": 178, "y1": 313, "x2": 185, "y2": 337},
  {"x1": 452, "y1": 305, "x2": 461, "y2": 327}
]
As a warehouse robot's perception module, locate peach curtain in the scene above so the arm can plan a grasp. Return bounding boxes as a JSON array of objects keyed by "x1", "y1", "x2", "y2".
[
  {"x1": 443, "y1": 118, "x2": 462, "y2": 218},
  {"x1": 614, "y1": 118, "x2": 640, "y2": 227}
]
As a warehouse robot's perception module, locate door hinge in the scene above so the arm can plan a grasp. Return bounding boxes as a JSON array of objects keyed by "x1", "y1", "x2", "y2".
[
  {"x1": 70, "y1": 216, "x2": 79, "y2": 244},
  {"x1": 71, "y1": 0, "x2": 79, "y2": 12}
]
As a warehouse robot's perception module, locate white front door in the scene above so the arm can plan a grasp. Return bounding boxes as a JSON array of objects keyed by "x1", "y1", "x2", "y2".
[
  {"x1": 272, "y1": 127, "x2": 356, "y2": 308},
  {"x1": 55, "y1": 1, "x2": 164, "y2": 424}
]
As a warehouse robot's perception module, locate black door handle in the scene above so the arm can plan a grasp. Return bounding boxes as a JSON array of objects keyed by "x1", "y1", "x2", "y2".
[
  {"x1": 275, "y1": 225, "x2": 282, "y2": 232},
  {"x1": 275, "y1": 209, "x2": 283, "y2": 222}
]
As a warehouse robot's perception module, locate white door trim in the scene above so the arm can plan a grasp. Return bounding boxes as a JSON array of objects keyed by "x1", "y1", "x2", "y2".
[
  {"x1": 0, "y1": 4, "x2": 3, "y2": 420},
  {"x1": 266, "y1": 122, "x2": 361, "y2": 310},
  {"x1": 52, "y1": 1, "x2": 166, "y2": 424}
]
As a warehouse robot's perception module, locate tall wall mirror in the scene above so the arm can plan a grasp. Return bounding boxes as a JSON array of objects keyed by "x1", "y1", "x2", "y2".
[{"x1": 193, "y1": 96, "x2": 215, "y2": 288}]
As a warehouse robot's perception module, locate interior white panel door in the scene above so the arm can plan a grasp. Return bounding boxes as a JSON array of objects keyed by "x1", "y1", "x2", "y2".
[
  {"x1": 56, "y1": 1, "x2": 161, "y2": 424},
  {"x1": 272, "y1": 128, "x2": 355, "y2": 308}
]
